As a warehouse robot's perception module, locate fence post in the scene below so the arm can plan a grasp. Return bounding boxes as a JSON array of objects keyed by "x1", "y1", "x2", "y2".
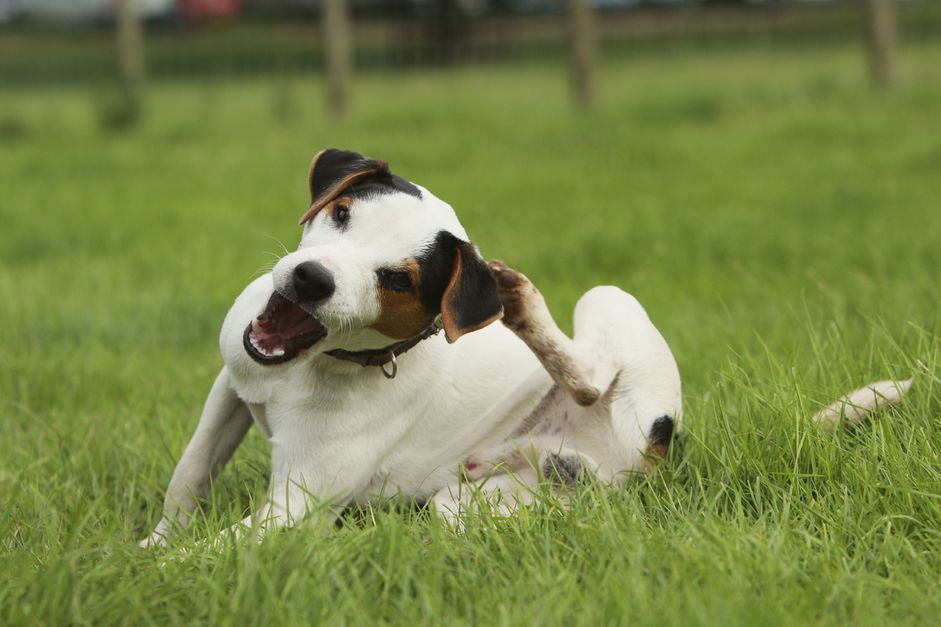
[
  {"x1": 324, "y1": 0, "x2": 353, "y2": 118},
  {"x1": 115, "y1": 0, "x2": 145, "y2": 123},
  {"x1": 862, "y1": 0, "x2": 898, "y2": 88},
  {"x1": 569, "y1": 0, "x2": 597, "y2": 109}
]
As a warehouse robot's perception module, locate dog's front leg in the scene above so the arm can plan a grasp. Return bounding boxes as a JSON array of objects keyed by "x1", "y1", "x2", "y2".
[
  {"x1": 140, "y1": 367, "x2": 253, "y2": 548},
  {"x1": 220, "y1": 479, "x2": 342, "y2": 544},
  {"x1": 488, "y1": 261, "x2": 617, "y2": 407}
]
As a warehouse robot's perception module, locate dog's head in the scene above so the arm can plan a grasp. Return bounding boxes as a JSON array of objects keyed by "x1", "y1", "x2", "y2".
[{"x1": 244, "y1": 149, "x2": 504, "y2": 365}]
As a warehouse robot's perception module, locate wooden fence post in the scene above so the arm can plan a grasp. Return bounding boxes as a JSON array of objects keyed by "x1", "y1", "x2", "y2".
[
  {"x1": 115, "y1": 0, "x2": 145, "y2": 123},
  {"x1": 569, "y1": 0, "x2": 597, "y2": 110},
  {"x1": 324, "y1": 0, "x2": 353, "y2": 118},
  {"x1": 862, "y1": 0, "x2": 898, "y2": 88}
]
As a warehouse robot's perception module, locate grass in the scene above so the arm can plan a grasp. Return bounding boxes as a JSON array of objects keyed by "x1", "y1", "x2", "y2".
[{"x1": 2, "y1": 38, "x2": 941, "y2": 626}]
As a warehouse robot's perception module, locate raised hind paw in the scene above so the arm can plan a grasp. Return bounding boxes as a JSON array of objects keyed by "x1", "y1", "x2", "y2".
[
  {"x1": 488, "y1": 260, "x2": 545, "y2": 332},
  {"x1": 488, "y1": 260, "x2": 601, "y2": 407}
]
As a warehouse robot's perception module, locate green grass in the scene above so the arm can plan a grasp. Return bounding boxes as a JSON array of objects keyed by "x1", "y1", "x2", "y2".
[{"x1": 2, "y1": 39, "x2": 941, "y2": 626}]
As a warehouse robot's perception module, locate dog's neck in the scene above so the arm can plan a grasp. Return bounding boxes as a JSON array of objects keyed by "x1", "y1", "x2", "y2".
[{"x1": 324, "y1": 317, "x2": 442, "y2": 371}]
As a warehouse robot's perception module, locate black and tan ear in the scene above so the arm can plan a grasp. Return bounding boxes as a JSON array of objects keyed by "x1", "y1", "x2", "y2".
[
  {"x1": 440, "y1": 241, "x2": 504, "y2": 343},
  {"x1": 299, "y1": 149, "x2": 390, "y2": 225}
]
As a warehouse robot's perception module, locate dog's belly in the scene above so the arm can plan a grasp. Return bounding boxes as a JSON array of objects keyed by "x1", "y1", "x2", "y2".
[
  {"x1": 375, "y1": 361, "x2": 554, "y2": 497},
  {"x1": 375, "y1": 324, "x2": 553, "y2": 495}
]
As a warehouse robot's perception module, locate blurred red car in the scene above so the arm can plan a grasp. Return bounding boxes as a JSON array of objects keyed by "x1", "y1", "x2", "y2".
[{"x1": 178, "y1": 0, "x2": 240, "y2": 19}]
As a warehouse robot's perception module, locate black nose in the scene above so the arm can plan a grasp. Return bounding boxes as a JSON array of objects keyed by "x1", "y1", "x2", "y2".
[{"x1": 292, "y1": 261, "x2": 335, "y2": 304}]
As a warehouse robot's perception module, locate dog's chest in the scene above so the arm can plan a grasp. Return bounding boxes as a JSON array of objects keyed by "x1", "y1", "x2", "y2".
[
  {"x1": 237, "y1": 329, "x2": 551, "y2": 497},
  {"x1": 242, "y1": 358, "x2": 461, "y2": 454}
]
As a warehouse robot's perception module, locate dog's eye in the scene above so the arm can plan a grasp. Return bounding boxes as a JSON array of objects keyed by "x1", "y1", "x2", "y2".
[
  {"x1": 333, "y1": 204, "x2": 350, "y2": 228},
  {"x1": 377, "y1": 269, "x2": 413, "y2": 292}
]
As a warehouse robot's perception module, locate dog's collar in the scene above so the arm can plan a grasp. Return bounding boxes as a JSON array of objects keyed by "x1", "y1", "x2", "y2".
[{"x1": 324, "y1": 316, "x2": 442, "y2": 379}]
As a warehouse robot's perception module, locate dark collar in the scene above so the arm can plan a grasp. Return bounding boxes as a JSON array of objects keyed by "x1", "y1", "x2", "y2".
[{"x1": 325, "y1": 317, "x2": 442, "y2": 369}]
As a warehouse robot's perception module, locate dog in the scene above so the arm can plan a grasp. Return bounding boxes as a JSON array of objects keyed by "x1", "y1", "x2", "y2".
[{"x1": 140, "y1": 148, "x2": 908, "y2": 546}]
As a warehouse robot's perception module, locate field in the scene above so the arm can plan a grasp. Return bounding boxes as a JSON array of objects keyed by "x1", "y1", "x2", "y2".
[{"x1": 2, "y1": 38, "x2": 941, "y2": 625}]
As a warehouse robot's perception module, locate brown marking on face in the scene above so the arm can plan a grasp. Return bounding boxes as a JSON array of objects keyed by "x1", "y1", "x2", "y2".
[
  {"x1": 371, "y1": 259, "x2": 435, "y2": 340},
  {"x1": 323, "y1": 196, "x2": 353, "y2": 219},
  {"x1": 299, "y1": 151, "x2": 390, "y2": 225}
]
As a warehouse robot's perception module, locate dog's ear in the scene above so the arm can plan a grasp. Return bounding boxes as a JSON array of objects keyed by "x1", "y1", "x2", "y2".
[
  {"x1": 440, "y1": 239, "x2": 504, "y2": 343},
  {"x1": 299, "y1": 149, "x2": 389, "y2": 225}
]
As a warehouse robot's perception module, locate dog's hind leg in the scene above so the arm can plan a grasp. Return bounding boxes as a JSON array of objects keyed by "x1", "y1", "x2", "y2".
[
  {"x1": 431, "y1": 466, "x2": 540, "y2": 528},
  {"x1": 488, "y1": 261, "x2": 682, "y2": 476},
  {"x1": 436, "y1": 445, "x2": 600, "y2": 528},
  {"x1": 813, "y1": 378, "x2": 914, "y2": 433},
  {"x1": 488, "y1": 261, "x2": 617, "y2": 407},
  {"x1": 218, "y1": 480, "x2": 343, "y2": 544},
  {"x1": 140, "y1": 367, "x2": 253, "y2": 548}
]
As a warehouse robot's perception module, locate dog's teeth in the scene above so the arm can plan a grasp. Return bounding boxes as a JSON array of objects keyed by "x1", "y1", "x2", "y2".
[
  {"x1": 272, "y1": 348, "x2": 285, "y2": 357},
  {"x1": 252, "y1": 319, "x2": 262, "y2": 333}
]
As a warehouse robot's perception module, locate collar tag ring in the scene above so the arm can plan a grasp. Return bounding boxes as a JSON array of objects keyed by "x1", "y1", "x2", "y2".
[{"x1": 381, "y1": 351, "x2": 398, "y2": 379}]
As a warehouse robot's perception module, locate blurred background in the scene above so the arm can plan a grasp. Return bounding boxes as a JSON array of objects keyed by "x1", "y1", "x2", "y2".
[
  {"x1": 1, "y1": 1, "x2": 938, "y2": 116},
  {"x1": 0, "y1": 0, "x2": 939, "y2": 390},
  {"x1": 3, "y1": 5, "x2": 941, "y2": 622}
]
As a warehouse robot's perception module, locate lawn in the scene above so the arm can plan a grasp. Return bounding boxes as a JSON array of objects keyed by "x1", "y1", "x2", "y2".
[{"x1": 1, "y1": 38, "x2": 940, "y2": 626}]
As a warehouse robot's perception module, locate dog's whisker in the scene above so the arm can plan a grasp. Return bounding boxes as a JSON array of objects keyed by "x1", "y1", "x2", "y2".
[
  {"x1": 334, "y1": 314, "x2": 356, "y2": 344},
  {"x1": 263, "y1": 234, "x2": 292, "y2": 258},
  {"x1": 250, "y1": 260, "x2": 280, "y2": 280}
]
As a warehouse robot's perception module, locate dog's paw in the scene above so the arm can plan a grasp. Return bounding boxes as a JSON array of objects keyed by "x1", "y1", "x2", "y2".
[
  {"x1": 488, "y1": 261, "x2": 542, "y2": 331},
  {"x1": 429, "y1": 489, "x2": 467, "y2": 533}
]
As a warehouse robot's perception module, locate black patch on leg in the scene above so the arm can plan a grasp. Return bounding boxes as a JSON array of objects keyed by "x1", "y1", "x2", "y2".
[
  {"x1": 541, "y1": 453, "x2": 590, "y2": 488},
  {"x1": 648, "y1": 415, "x2": 677, "y2": 458}
]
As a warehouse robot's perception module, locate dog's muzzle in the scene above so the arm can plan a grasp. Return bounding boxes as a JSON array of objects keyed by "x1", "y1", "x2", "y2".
[
  {"x1": 292, "y1": 260, "x2": 335, "y2": 304},
  {"x1": 243, "y1": 292, "x2": 328, "y2": 365}
]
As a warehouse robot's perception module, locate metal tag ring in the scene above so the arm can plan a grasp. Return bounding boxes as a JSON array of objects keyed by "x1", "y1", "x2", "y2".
[{"x1": 381, "y1": 351, "x2": 398, "y2": 379}]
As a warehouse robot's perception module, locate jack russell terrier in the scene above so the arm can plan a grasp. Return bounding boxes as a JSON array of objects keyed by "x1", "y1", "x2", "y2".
[{"x1": 140, "y1": 149, "x2": 911, "y2": 546}]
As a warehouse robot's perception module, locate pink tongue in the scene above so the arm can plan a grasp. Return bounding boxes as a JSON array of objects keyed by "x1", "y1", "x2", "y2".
[
  {"x1": 255, "y1": 302, "x2": 322, "y2": 351},
  {"x1": 253, "y1": 329, "x2": 286, "y2": 353},
  {"x1": 278, "y1": 303, "x2": 322, "y2": 336}
]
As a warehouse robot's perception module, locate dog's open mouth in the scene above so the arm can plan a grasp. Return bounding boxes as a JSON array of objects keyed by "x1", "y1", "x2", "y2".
[{"x1": 243, "y1": 292, "x2": 327, "y2": 365}]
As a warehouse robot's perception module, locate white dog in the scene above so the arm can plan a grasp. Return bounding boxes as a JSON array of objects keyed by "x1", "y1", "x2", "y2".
[{"x1": 140, "y1": 149, "x2": 905, "y2": 547}]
